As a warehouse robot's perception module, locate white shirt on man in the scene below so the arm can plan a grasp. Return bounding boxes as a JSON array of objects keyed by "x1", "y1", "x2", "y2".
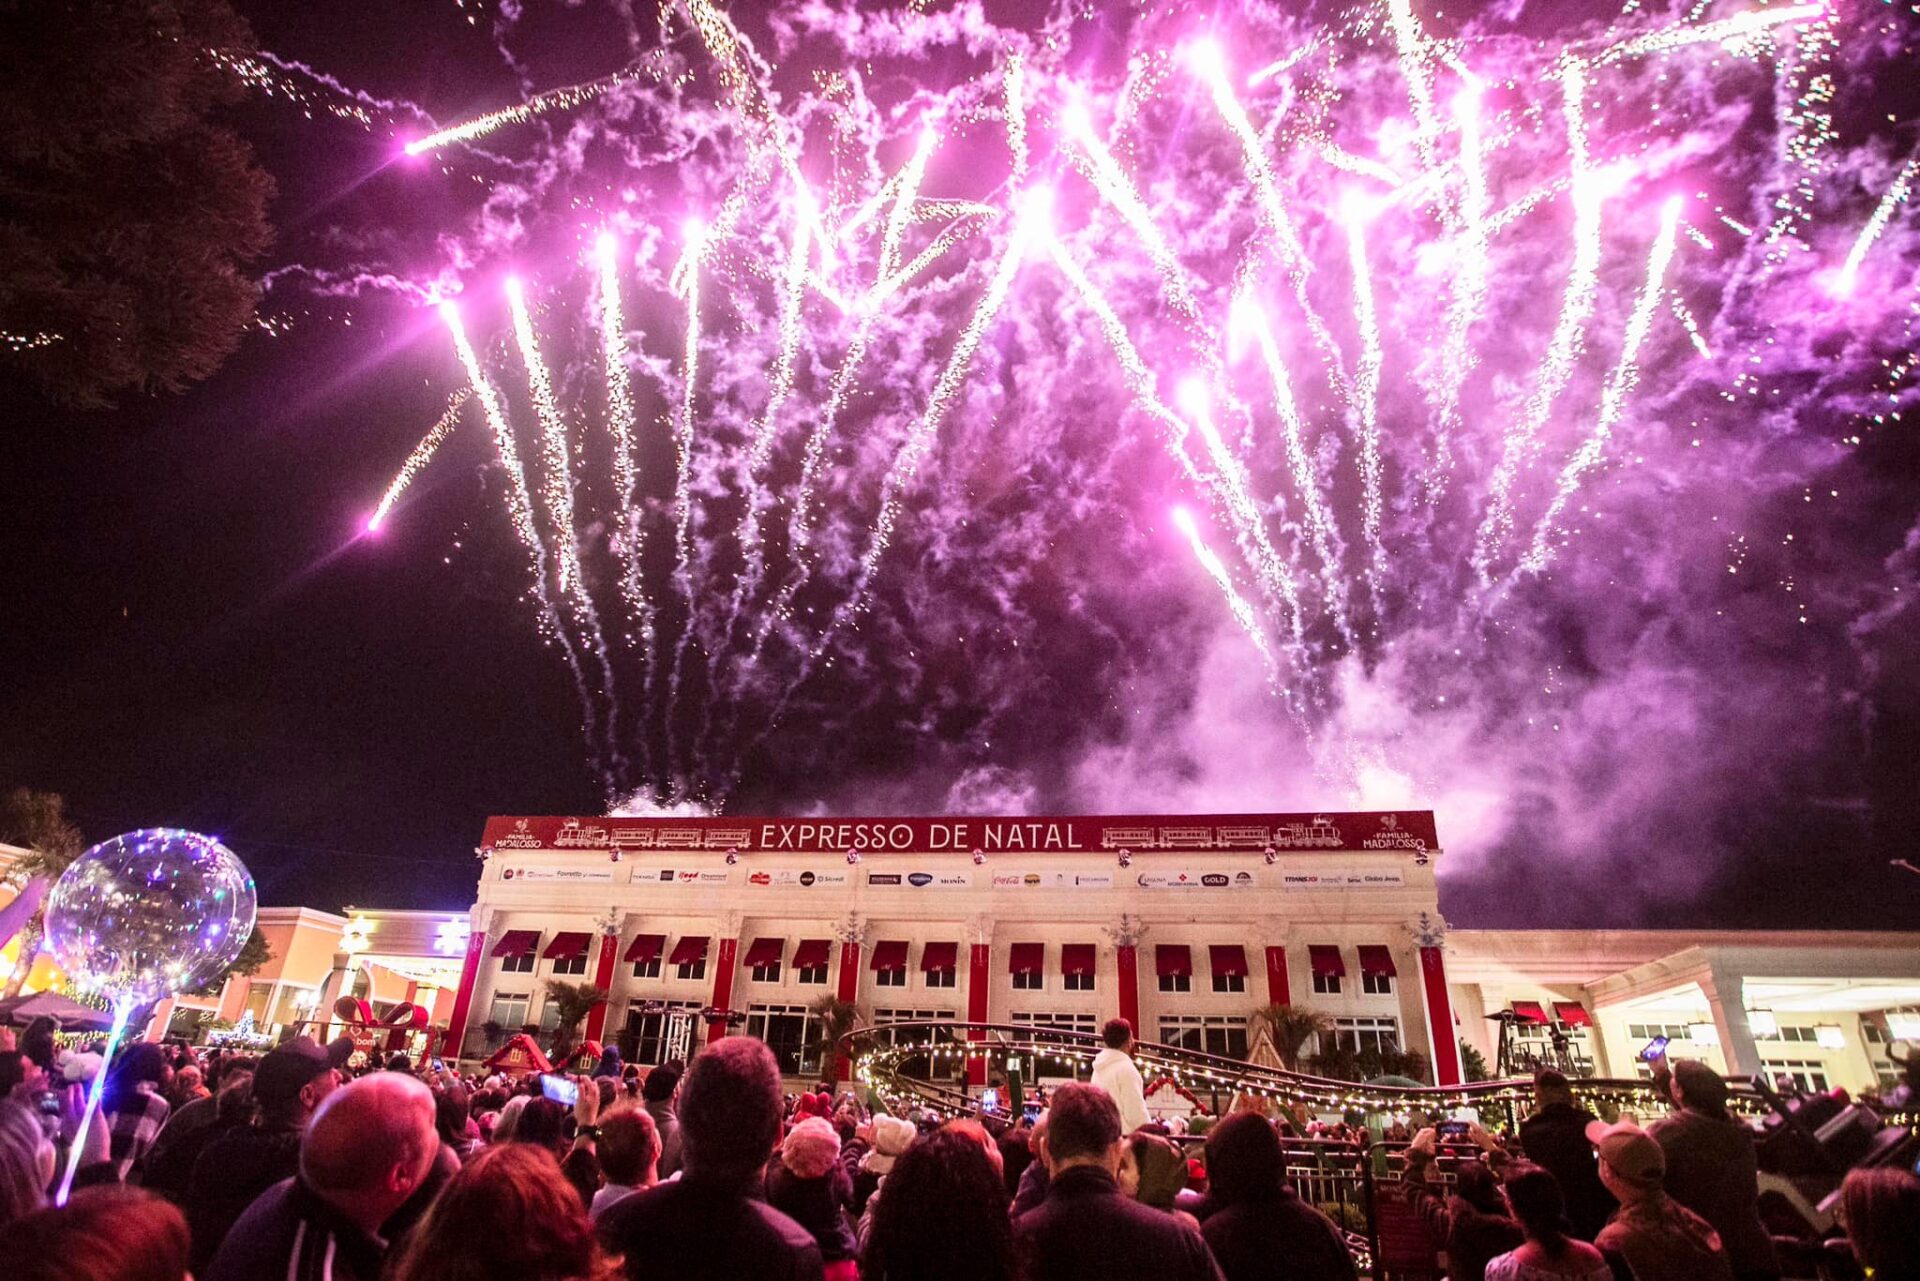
[{"x1": 1090, "y1": 1047, "x2": 1150, "y2": 1134}]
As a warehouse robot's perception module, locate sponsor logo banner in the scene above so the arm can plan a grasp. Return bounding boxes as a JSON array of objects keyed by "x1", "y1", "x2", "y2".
[
  {"x1": 866, "y1": 873, "x2": 902, "y2": 886},
  {"x1": 1132, "y1": 870, "x2": 1256, "y2": 889},
  {"x1": 990, "y1": 871, "x2": 1115, "y2": 889},
  {"x1": 1278, "y1": 868, "x2": 1406, "y2": 889},
  {"x1": 627, "y1": 867, "x2": 731, "y2": 885},
  {"x1": 500, "y1": 866, "x2": 616, "y2": 884},
  {"x1": 482, "y1": 811, "x2": 1439, "y2": 856},
  {"x1": 867, "y1": 871, "x2": 972, "y2": 888},
  {"x1": 744, "y1": 869, "x2": 851, "y2": 888}
]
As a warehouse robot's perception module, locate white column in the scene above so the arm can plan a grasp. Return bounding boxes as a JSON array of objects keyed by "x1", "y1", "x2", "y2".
[{"x1": 1699, "y1": 965, "x2": 1761, "y2": 1078}]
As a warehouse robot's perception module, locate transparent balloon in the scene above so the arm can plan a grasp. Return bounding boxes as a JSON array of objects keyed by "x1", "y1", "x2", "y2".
[{"x1": 43, "y1": 829, "x2": 258, "y2": 1005}]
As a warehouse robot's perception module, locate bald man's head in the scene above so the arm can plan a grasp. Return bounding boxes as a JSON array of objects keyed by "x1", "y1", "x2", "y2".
[{"x1": 301, "y1": 1073, "x2": 438, "y2": 1228}]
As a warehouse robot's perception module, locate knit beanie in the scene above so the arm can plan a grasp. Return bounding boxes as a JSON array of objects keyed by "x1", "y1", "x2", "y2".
[{"x1": 783, "y1": 1116, "x2": 842, "y2": 1179}]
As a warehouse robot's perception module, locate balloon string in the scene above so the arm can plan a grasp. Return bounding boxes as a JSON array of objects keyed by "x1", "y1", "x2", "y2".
[{"x1": 55, "y1": 999, "x2": 134, "y2": 1207}]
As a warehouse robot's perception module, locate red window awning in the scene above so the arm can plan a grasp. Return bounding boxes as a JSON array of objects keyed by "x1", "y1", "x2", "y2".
[
  {"x1": 1155, "y1": 944, "x2": 1193, "y2": 977},
  {"x1": 1553, "y1": 1001, "x2": 1593, "y2": 1028},
  {"x1": 668, "y1": 936, "x2": 709, "y2": 967},
  {"x1": 921, "y1": 942, "x2": 959, "y2": 973},
  {"x1": 623, "y1": 933, "x2": 665, "y2": 964},
  {"x1": 792, "y1": 938, "x2": 833, "y2": 970},
  {"x1": 1308, "y1": 945, "x2": 1346, "y2": 977},
  {"x1": 543, "y1": 931, "x2": 591, "y2": 960},
  {"x1": 491, "y1": 929, "x2": 540, "y2": 958},
  {"x1": 1008, "y1": 942, "x2": 1045, "y2": 974},
  {"x1": 1209, "y1": 945, "x2": 1250, "y2": 977},
  {"x1": 1061, "y1": 944, "x2": 1098, "y2": 976},
  {"x1": 1511, "y1": 1001, "x2": 1549, "y2": 1025},
  {"x1": 870, "y1": 940, "x2": 910, "y2": 971},
  {"x1": 744, "y1": 937, "x2": 785, "y2": 968},
  {"x1": 1358, "y1": 945, "x2": 1397, "y2": 977}
]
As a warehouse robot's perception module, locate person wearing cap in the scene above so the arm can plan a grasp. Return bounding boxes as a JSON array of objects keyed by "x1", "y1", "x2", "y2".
[
  {"x1": 1647, "y1": 1059, "x2": 1778, "y2": 1281},
  {"x1": 185, "y1": 1033, "x2": 351, "y2": 1271},
  {"x1": 1587, "y1": 1118, "x2": 1731, "y2": 1281}
]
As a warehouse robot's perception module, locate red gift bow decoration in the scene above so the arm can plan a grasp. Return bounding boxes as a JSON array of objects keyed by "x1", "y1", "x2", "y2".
[{"x1": 333, "y1": 996, "x2": 430, "y2": 1052}]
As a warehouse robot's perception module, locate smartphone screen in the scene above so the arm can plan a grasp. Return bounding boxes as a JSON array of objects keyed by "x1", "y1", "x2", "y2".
[
  {"x1": 540, "y1": 1073, "x2": 579, "y2": 1105},
  {"x1": 1438, "y1": 1120, "x2": 1470, "y2": 1139},
  {"x1": 1637, "y1": 1035, "x2": 1671, "y2": 1062}
]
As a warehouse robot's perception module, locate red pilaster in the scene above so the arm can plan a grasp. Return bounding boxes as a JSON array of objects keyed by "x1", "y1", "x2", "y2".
[
  {"x1": 1264, "y1": 945, "x2": 1292, "y2": 1007},
  {"x1": 1115, "y1": 945, "x2": 1140, "y2": 1041},
  {"x1": 443, "y1": 932, "x2": 488, "y2": 1062},
  {"x1": 1420, "y1": 945, "x2": 1462, "y2": 1086},
  {"x1": 966, "y1": 941, "x2": 991, "y2": 1086},
  {"x1": 707, "y1": 937, "x2": 739, "y2": 1045},
  {"x1": 834, "y1": 940, "x2": 862, "y2": 1081},
  {"x1": 585, "y1": 934, "x2": 618, "y2": 1043}
]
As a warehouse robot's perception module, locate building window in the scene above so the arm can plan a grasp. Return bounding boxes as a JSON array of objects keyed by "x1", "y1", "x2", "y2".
[
  {"x1": 623, "y1": 1000, "x2": 701, "y2": 1066},
  {"x1": 1064, "y1": 972, "x2": 1096, "y2": 992},
  {"x1": 875, "y1": 967, "x2": 907, "y2": 988},
  {"x1": 676, "y1": 958, "x2": 707, "y2": 982},
  {"x1": 797, "y1": 963, "x2": 829, "y2": 986},
  {"x1": 488, "y1": 992, "x2": 530, "y2": 1031},
  {"x1": 1010, "y1": 1012, "x2": 1099, "y2": 1077},
  {"x1": 244, "y1": 982, "x2": 273, "y2": 1025},
  {"x1": 1212, "y1": 973, "x2": 1246, "y2": 995},
  {"x1": 1331, "y1": 1016, "x2": 1401, "y2": 1055},
  {"x1": 1362, "y1": 972, "x2": 1393, "y2": 996},
  {"x1": 751, "y1": 960, "x2": 783, "y2": 984},
  {"x1": 1862, "y1": 1021, "x2": 1888, "y2": 1045},
  {"x1": 632, "y1": 957, "x2": 661, "y2": 980},
  {"x1": 538, "y1": 1000, "x2": 563, "y2": 1035},
  {"x1": 1762, "y1": 1059, "x2": 1829, "y2": 1092},
  {"x1": 925, "y1": 968, "x2": 956, "y2": 989},
  {"x1": 1159, "y1": 973, "x2": 1191, "y2": 994},
  {"x1": 500, "y1": 952, "x2": 535, "y2": 975},
  {"x1": 1627, "y1": 1023, "x2": 1692, "y2": 1041},
  {"x1": 1012, "y1": 970, "x2": 1044, "y2": 991},
  {"x1": 746, "y1": 1003, "x2": 820, "y2": 1076},
  {"x1": 1159, "y1": 1015, "x2": 1250, "y2": 1060},
  {"x1": 1313, "y1": 972, "x2": 1342, "y2": 996},
  {"x1": 550, "y1": 953, "x2": 588, "y2": 977},
  {"x1": 1774, "y1": 1025, "x2": 1818, "y2": 1044}
]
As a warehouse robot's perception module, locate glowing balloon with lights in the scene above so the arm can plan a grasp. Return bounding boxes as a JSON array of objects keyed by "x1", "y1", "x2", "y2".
[
  {"x1": 43, "y1": 828, "x2": 258, "y2": 1003},
  {"x1": 41, "y1": 828, "x2": 257, "y2": 1205}
]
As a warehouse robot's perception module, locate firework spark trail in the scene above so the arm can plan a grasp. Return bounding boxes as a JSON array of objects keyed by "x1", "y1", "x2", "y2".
[
  {"x1": 1423, "y1": 78, "x2": 1491, "y2": 501},
  {"x1": 1180, "y1": 381, "x2": 1307, "y2": 651},
  {"x1": 1063, "y1": 103, "x2": 1220, "y2": 364},
  {"x1": 1190, "y1": 40, "x2": 1350, "y2": 399},
  {"x1": 1590, "y1": 2, "x2": 1826, "y2": 66},
  {"x1": 724, "y1": 210, "x2": 1034, "y2": 790},
  {"x1": 1472, "y1": 57, "x2": 1605, "y2": 583},
  {"x1": 507, "y1": 276, "x2": 625, "y2": 781},
  {"x1": 1836, "y1": 151, "x2": 1919, "y2": 295},
  {"x1": 1671, "y1": 289, "x2": 1713, "y2": 359},
  {"x1": 506, "y1": 278, "x2": 588, "y2": 597},
  {"x1": 1343, "y1": 206, "x2": 1389, "y2": 628},
  {"x1": 596, "y1": 235, "x2": 656, "y2": 783},
  {"x1": 664, "y1": 225, "x2": 706, "y2": 795},
  {"x1": 1048, "y1": 236, "x2": 1314, "y2": 664},
  {"x1": 251, "y1": 50, "x2": 432, "y2": 122},
  {"x1": 402, "y1": 69, "x2": 635, "y2": 155},
  {"x1": 368, "y1": 387, "x2": 470, "y2": 531},
  {"x1": 1006, "y1": 55, "x2": 1030, "y2": 187},
  {"x1": 443, "y1": 303, "x2": 609, "y2": 790},
  {"x1": 1386, "y1": 0, "x2": 1442, "y2": 181},
  {"x1": 1518, "y1": 197, "x2": 1683, "y2": 577},
  {"x1": 1236, "y1": 297, "x2": 1353, "y2": 647},
  {"x1": 1171, "y1": 506, "x2": 1274, "y2": 671}
]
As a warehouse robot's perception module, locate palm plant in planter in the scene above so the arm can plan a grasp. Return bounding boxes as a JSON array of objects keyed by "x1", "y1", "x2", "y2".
[
  {"x1": 543, "y1": 980, "x2": 610, "y2": 1060},
  {"x1": 1249, "y1": 1003, "x2": 1334, "y2": 1071},
  {"x1": 803, "y1": 995, "x2": 865, "y2": 1084}
]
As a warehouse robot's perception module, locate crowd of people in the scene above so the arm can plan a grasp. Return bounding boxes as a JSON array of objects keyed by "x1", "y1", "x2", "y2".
[{"x1": 0, "y1": 1014, "x2": 1914, "y2": 1281}]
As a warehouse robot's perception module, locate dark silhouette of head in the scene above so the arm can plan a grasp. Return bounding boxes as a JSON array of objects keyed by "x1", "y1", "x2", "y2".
[
  {"x1": 863, "y1": 1125, "x2": 1016, "y2": 1281},
  {"x1": 1042, "y1": 1083, "x2": 1122, "y2": 1166},
  {"x1": 678, "y1": 1039, "x2": 783, "y2": 1179},
  {"x1": 386, "y1": 1142, "x2": 620, "y2": 1281},
  {"x1": 1205, "y1": 1111, "x2": 1288, "y2": 1206}
]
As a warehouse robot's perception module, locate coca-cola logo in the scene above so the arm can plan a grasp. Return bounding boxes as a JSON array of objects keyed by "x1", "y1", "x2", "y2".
[{"x1": 749, "y1": 871, "x2": 771, "y2": 885}]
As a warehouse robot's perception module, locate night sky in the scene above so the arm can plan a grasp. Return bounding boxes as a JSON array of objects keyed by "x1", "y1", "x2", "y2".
[{"x1": 3, "y1": 0, "x2": 1918, "y2": 928}]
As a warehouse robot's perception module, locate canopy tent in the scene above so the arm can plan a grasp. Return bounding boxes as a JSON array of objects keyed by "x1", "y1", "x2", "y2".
[{"x1": 0, "y1": 991, "x2": 117, "y2": 1031}]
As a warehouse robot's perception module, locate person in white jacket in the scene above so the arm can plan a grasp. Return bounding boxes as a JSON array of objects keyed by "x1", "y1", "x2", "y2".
[{"x1": 1089, "y1": 1018, "x2": 1150, "y2": 1135}]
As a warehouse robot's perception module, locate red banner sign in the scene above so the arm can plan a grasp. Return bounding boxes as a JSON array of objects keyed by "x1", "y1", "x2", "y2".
[{"x1": 481, "y1": 811, "x2": 1437, "y2": 857}]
